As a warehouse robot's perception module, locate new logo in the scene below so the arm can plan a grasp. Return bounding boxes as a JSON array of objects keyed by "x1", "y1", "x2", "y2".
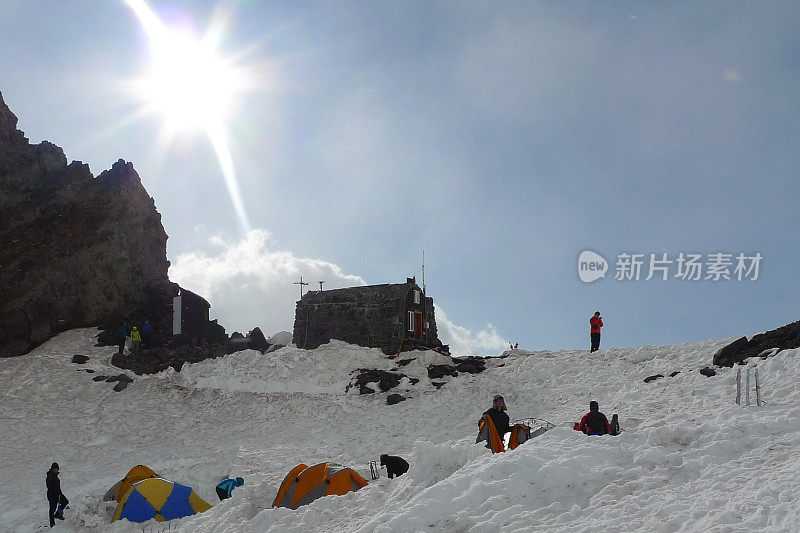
[{"x1": 578, "y1": 250, "x2": 608, "y2": 283}]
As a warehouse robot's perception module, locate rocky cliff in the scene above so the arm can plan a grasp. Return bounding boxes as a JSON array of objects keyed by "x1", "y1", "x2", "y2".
[{"x1": 0, "y1": 91, "x2": 177, "y2": 357}]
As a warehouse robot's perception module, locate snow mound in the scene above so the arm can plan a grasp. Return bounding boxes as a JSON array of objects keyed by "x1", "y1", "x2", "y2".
[{"x1": 1, "y1": 329, "x2": 798, "y2": 532}]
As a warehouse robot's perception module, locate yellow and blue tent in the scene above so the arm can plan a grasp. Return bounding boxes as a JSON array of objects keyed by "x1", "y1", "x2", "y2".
[{"x1": 112, "y1": 477, "x2": 212, "y2": 523}]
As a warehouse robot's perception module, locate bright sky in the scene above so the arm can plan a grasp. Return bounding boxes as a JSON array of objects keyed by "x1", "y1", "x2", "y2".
[{"x1": 1, "y1": 1, "x2": 798, "y2": 355}]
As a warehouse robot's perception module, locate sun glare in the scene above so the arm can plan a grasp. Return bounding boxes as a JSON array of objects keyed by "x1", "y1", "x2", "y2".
[
  {"x1": 125, "y1": 0, "x2": 252, "y2": 233},
  {"x1": 139, "y1": 31, "x2": 244, "y2": 132}
]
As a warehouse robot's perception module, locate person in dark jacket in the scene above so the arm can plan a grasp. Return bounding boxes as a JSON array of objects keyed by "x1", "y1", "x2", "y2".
[
  {"x1": 481, "y1": 395, "x2": 512, "y2": 437},
  {"x1": 379, "y1": 455, "x2": 409, "y2": 479},
  {"x1": 590, "y1": 312, "x2": 603, "y2": 352},
  {"x1": 579, "y1": 401, "x2": 610, "y2": 435},
  {"x1": 142, "y1": 320, "x2": 154, "y2": 348},
  {"x1": 116, "y1": 325, "x2": 127, "y2": 355},
  {"x1": 46, "y1": 462, "x2": 69, "y2": 527},
  {"x1": 215, "y1": 477, "x2": 244, "y2": 500}
]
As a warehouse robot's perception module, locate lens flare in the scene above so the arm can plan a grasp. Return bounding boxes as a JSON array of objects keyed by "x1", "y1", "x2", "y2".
[{"x1": 126, "y1": 0, "x2": 251, "y2": 233}]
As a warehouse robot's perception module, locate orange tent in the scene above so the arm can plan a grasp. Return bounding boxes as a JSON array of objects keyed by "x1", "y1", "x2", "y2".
[
  {"x1": 273, "y1": 463, "x2": 368, "y2": 509},
  {"x1": 104, "y1": 465, "x2": 159, "y2": 502}
]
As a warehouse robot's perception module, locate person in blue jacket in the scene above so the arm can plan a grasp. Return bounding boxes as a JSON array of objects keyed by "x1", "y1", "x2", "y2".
[
  {"x1": 216, "y1": 477, "x2": 244, "y2": 500},
  {"x1": 142, "y1": 320, "x2": 154, "y2": 348}
]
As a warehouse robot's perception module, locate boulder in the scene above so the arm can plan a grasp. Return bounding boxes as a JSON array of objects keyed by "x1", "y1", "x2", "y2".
[
  {"x1": 699, "y1": 367, "x2": 716, "y2": 377},
  {"x1": 386, "y1": 394, "x2": 406, "y2": 405},
  {"x1": 644, "y1": 374, "x2": 664, "y2": 383},
  {"x1": 347, "y1": 368, "x2": 408, "y2": 395},
  {"x1": 113, "y1": 381, "x2": 129, "y2": 392},
  {"x1": 248, "y1": 327, "x2": 269, "y2": 352},
  {"x1": 712, "y1": 337, "x2": 749, "y2": 367},
  {"x1": 71, "y1": 354, "x2": 89, "y2": 364}
]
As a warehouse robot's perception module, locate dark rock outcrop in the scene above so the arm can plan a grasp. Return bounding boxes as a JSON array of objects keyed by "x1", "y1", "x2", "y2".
[
  {"x1": 712, "y1": 321, "x2": 800, "y2": 367},
  {"x1": 427, "y1": 357, "x2": 486, "y2": 379},
  {"x1": 699, "y1": 367, "x2": 716, "y2": 377},
  {"x1": 111, "y1": 345, "x2": 227, "y2": 375},
  {"x1": 347, "y1": 368, "x2": 409, "y2": 395},
  {"x1": 644, "y1": 374, "x2": 664, "y2": 383},
  {"x1": 0, "y1": 91, "x2": 177, "y2": 358},
  {"x1": 386, "y1": 394, "x2": 406, "y2": 405},
  {"x1": 248, "y1": 327, "x2": 269, "y2": 352},
  {"x1": 71, "y1": 354, "x2": 89, "y2": 364}
]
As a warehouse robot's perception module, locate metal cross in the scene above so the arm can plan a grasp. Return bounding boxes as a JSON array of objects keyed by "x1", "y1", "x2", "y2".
[
  {"x1": 318, "y1": 281, "x2": 325, "y2": 292},
  {"x1": 294, "y1": 276, "x2": 309, "y2": 298}
]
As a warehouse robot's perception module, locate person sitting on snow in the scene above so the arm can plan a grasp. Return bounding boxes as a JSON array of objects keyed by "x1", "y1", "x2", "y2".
[
  {"x1": 215, "y1": 477, "x2": 244, "y2": 500},
  {"x1": 481, "y1": 395, "x2": 512, "y2": 438},
  {"x1": 380, "y1": 454, "x2": 409, "y2": 479},
  {"x1": 579, "y1": 401, "x2": 610, "y2": 435}
]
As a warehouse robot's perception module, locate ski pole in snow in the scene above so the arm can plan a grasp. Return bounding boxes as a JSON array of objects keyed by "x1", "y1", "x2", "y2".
[
  {"x1": 745, "y1": 367, "x2": 751, "y2": 407},
  {"x1": 735, "y1": 368, "x2": 741, "y2": 405},
  {"x1": 755, "y1": 368, "x2": 761, "y2": 407}
]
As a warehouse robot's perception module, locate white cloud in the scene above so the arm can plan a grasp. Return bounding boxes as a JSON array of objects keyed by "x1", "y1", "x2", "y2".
[
  {"x1": 170, "y1": 229, "x2": 508, "y2": 355},
  {"x1": 434, "y1": 304, "x2": 508, "y2": 357},
  {"x1": 169, "y1": 229, "x2": 366, "y2": 335}
]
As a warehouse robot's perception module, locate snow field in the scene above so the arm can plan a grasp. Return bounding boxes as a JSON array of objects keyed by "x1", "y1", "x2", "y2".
[{"x1": 0, "y1": 329, "x2": 798, "y2": 532}]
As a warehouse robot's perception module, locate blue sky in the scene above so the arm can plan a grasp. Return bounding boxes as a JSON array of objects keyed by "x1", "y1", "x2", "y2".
[{"x1": 1, "y1": 1, "x2": 798, "y2": 354}]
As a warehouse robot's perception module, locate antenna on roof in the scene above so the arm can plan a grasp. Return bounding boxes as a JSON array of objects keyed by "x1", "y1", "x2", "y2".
[
  {"x1": 294, "y1": 276, "x2": 309, "y2": 298},
  {"x1": 422, "y1": 249, "x2": 426, "y2": 295}
]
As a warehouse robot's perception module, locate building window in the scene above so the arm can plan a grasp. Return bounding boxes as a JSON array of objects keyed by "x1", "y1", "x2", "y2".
[
  {"x1": 414, "y1": 290, "x2": 421, "y2": 304},
  {"x1": 408, "y1": 311, "x2": 415, "y2": 332}
]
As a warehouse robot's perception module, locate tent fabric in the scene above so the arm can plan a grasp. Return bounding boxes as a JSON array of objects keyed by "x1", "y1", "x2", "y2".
[
  {"x1": 104, "y1": 465, "x2": 159, "y2": 502},
  {"x1": 112, "y1": 477, "x2": 212, "y2": 523},
  {"x1": 273, "y1": 462, "x2": 368, "y2": 510},
  {"x1": 508, "y1": 423, "x2": 531, "y2": 450},
  {"x1": 476, "y1": 414, "x2": 505, "y2": 453}
]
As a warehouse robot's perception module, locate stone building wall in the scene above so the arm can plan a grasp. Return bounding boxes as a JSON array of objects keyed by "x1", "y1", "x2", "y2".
[{"x1": 292, "y1": 280, "x2": 444, "y2": 355}]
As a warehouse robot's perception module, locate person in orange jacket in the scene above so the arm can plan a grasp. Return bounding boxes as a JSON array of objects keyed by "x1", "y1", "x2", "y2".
[{"x1": 589, "y1": 311, "x2": 603, "y2": 352}]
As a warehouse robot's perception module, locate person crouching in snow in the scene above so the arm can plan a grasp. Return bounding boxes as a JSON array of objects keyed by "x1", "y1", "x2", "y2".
[
  {"x1": 380, "y1": 454, "x2": 409, "y2": 479},
  {"x1": 46, "y1": 462, "x2": 69, "y2": 527},
  {"x1": 579, "y1": 401, "x2": 610, "y2": 435},
  {"x1": 216, "y1": 477, "x2": 244, "y2": 500},
  {"x1": 482, "y1": 395, "x2": 512, "y2": 438}
]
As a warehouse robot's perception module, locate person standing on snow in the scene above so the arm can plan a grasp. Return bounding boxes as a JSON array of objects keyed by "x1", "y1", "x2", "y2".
[
  {"x1": 579, "y1": 401, "x2": 610, "y2": 435},
  {"x1": 215, "y1": 477, "x2": 244, "y2": 500},
  {"x1": 46, "y1": 462, "x2": 69, "y2": 527},
  {"x1": 130, "y1": 326, "x2": 142, "y2": 355},
  {"x1": 379, "y1": 454, "x2": 409, "y2": 479},
  {"x1": 481, "y1": 395, "x2": 512, "y2": 438},
  {"x1": 116, "y1": 324, "x2": 127, "y2": 355},
  {"x1": 590, "y1": 311, "x2": 603, "y2": 352},
  {"x1": 142, "y1": 320, "x2": 154, "y2": 349}
]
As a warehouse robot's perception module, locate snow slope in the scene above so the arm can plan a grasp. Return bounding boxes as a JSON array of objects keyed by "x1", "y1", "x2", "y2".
[{"x1": 1, "y1": 329, "x2": 798, "y2": 532}]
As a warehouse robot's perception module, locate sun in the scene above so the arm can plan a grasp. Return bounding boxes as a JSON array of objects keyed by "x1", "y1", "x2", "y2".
[
  {"x1": 125, "y1": 0, "x2": 252, "y2": 233},
  {"x1": 127, "y1": 0, "x2": 247, "y2": 134}
]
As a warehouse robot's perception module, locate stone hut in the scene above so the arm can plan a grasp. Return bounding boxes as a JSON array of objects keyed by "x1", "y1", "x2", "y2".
[
  {"x1": 172, "y1": 287, "x2": 226, "y2": 346},
  {"x1": 292, "y1": 277, "x2": 445, "y2": 355}
]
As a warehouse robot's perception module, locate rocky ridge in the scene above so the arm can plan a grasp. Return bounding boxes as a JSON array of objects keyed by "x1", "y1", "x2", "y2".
[{"x1": 0, "y1": 91, "x2": 177, "y2": 357}]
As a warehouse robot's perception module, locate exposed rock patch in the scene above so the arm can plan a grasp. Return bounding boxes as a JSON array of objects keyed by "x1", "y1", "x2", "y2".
[
  {"x1": 699, "y1": 367, "x2": 716, "y2": 377},
  {"x1": 112, "y1": 345, "x2": 227, "y2": 375},
  {"x1": 386, "y1": 394, "x2": 406, "y2": 405},
  {"x1": 644, "y1": 374, "x2": 664, "y2": 383},
  {"x1": 347, "y1": 369, "x2": 409, "y2": 395},
  {"x1": 712, "y1": 321, "x2": 800, "y2": 367},
  {"x1": 71, "y1": 354, "x2": 89, "y2": 364}
]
